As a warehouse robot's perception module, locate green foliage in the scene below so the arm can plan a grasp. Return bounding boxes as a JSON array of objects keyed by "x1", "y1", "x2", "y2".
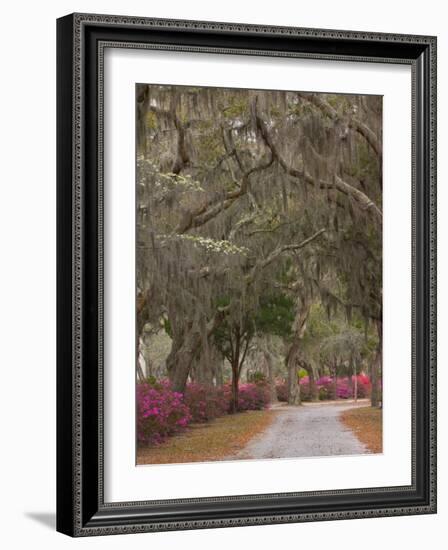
[
  {"x1": 145, "y1": 111, "x2": 157, "y2": 130},
  {"x1": 269, "y1": 105, "x2": 282, "y2": 118},
  {"x1": 326, "y1": 94, "x2": 352, "y2": 114},
  {"x1": 145, "y1": 374, "x2": 158, "y2": 386},
  {"x1": 222, "y1": 96, "x2": 249, "y2": 119},
  {"x1": 302, "y1": 303, "x2": 338, "y2": 345},
  {"x1": 320, "y1": 328, "x2": 364, "y2": 364},
  {"x1": 287, "y1": 101, "x2": 313, "y2": 118},
  {"x1": 215, "y1": 295, "x2": 231, "y2": 309},
  {"x1": 248, "y1": 371, "x2": 267, "y2": 383},
  {"x1": 301, "y1": 303, "x2": 378, "y2": 370},
  {"x1": 213, "y1": 292, "x2": 294, "y2": 364},
  {"x1": 213, "y1": 318, "x2": 254, "y2": 364},
  {"x1": 196, "y1": 128, "x2": 225, "y2": 167},
  {"x1": 254, "y1": 293, "x2": 295, "y2": 338},
  {"x1": 163, "y1": 318, "x2": 172, "y2": 337}
]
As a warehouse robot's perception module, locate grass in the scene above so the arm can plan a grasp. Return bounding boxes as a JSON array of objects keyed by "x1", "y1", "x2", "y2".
[
  {"x1": 341, "y1": 406, "x2": 383, "y2": 453},
  {"x1": 137, "y1": 409, "x2": 276, "y2": 465}
]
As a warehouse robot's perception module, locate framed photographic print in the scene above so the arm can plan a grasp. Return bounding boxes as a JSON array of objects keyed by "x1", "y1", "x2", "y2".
[{"x1": 56, "y1": 13, "x2": 437, "y2": 536}]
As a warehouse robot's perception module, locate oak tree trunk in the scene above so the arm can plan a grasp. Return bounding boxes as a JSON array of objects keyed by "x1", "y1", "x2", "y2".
[
  {"x1": 287, "y1": 358, "x2": 301, "y2": 405},
  {"x1": 166, "y1": 329, "x2": 200, "y2": 393},
  {"x1": 370, "y1": 319, "x2": 382, "y2": 407},
  {"x1": 308, "y1": 367, "x2": 318, "y2": 401},
  {"x1": 230, "y1": 361, "x2": 240, "y2": 413},
  {"x1": 285, "y1": 300, "x2": 310, "y2": 405},
  {"x1": 352, "y1": 356, "x2": 358, "y2": 402},
  {"x1": 263, "y1": 344, "x2": 278, "y2": 403}
]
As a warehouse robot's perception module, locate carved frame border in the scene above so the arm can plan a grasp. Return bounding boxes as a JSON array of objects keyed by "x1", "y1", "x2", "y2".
[{"x1": 57, "y1": 13, "x2": 437, "y2": 537}]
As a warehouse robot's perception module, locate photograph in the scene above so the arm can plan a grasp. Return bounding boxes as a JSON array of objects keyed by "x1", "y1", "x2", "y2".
[{"x1": 135, "y1": 83, "x2": 383, "y2": 466}]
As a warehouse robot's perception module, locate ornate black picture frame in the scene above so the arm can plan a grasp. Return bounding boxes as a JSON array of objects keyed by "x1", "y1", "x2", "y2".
[{"x1": 57, "y1": 13, "x2": 437, "y2": 537}]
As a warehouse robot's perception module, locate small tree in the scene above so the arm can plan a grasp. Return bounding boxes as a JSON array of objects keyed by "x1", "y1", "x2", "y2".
[{"x1": 214, "y1": 292, "x2": 294, "y2": 412}]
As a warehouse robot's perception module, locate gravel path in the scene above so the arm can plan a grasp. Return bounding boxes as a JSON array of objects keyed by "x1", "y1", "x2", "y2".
[{"x1": 232, "y1": 402, "x2": 368, "y2": 460}]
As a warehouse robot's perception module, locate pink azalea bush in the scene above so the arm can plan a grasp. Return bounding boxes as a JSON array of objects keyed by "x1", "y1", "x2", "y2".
[
  {"x1": 275, "y1": 379, "x2": 315, "y2": 402},
  {"x1": 297, "y1": 376, "x2": 316, "y2": 400},
  {"x1": 354, "y1": 374, "x2": 371, "y2": 398},
  {"x1": 136, "y1": 377, "x2": 274, "y2": 447},
  {"x1": 275, "y1": 381, "x2": 288, "y2": 402},
  {"x1": 317, "y1": 375, "x2": 371, "y2": 400},
  {"x1": 136, "y1": 380, "x2": 191, "y2": 445},
  {"x1": 234, "y1": 382, "x2": 270, "y2": 412},
  {"x1": 316, "y1": 376, "x2": 337, "y2": 400},
  {"x1": 137, "y1": 380, "x2": 271, "y2": 447},
  {"x1": 276, "y1": 374, "x2": 371, "y2": 402},
  {"x1": 184, "y1": 383, "x2": 229, "y2": 423}
]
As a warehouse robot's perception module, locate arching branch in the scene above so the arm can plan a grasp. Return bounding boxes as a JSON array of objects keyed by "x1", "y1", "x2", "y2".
[
  {"x1": 175, "y1": 150, "x2": 273, "y2": 233},
  {"x1": 297, "y1": 92, "x2": 382, "y2": 158},
  {"x1": 246, "y1": 228, "x2": 326, "y2": 284},
  {"x1": 254, "y1": 107, "x2": 382, "y2": 223},
  {"x1": 259, "y1": 228, "x2": 327, "y2": 270}
]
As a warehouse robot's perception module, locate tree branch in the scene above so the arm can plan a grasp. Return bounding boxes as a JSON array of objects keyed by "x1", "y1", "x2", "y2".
[
  {"x1": 170, "y1": 93, "x2": 190, "y2": 175},
  {"x1": 297, "y1": 92, "x2": 381, "y2": 157},
  {"x1": 260, "y1": 228, "x2": 327, "y2": 270},
  {"x1": 245, "y1": 228, "x2": 326, "y2": 285},
  {"x1": 238, "y1": 335, "x2": 251, "y2": 375},
  {"x1": 254, "y1": 107, "x2": 382, "y2": 223}
]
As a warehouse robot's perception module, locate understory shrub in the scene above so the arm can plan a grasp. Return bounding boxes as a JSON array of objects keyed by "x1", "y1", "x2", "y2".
[
  {"x1": 353, "y1": 374, "x2": 371, "y2": 398},
  {"x1": 276, "y1": 375, "x2": 371, "y2": 402},
  {"x1": 275, "y1": 377, "x2": 315, "y2": 402},
  {"x1": 137, "y1": 379, "x2": 273, "y2": 447},
  {"x1": 298, "y1": 377, "x2": 313, "y2": 401},
  {"x1": 276, "y1": 381, "x2": 288, "y2": 402},
  {"x1": 184, "y1": 383, "x2": 229, "y2": 423},
  {"x1": 316, "y1": 376, "x2": 337, "y2": 400},
  {"x1": 316, "y1": 375, "x2": 371, "y2": 400},
  {"x1": 137, "y1": 380, "x2": 191, "y2": 445},
  {"x1": 235, "y1": 382, "x2": 270, "y2": 411}
]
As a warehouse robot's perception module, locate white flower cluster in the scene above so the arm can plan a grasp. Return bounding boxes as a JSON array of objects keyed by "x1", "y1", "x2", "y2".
[
  {"x1": 159, "y1": 233, "x2": 249, "y2": 256},
  {"x1": 159, "y1": 172, "x2": 204, "y2": 192},
  {"x1": 137, "y1": 158, "x2": 204, "y2": 193}
]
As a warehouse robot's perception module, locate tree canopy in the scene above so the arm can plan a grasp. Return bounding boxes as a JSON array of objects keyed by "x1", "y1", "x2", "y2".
[{"x1": 136, "y1": 84, "x2": 383, "y2": 409}]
